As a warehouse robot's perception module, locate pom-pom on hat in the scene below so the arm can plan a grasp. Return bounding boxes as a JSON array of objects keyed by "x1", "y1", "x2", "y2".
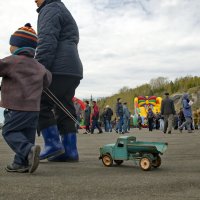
[{"x1": 10, "y1": 23, "x2": 37, "y2": 49}]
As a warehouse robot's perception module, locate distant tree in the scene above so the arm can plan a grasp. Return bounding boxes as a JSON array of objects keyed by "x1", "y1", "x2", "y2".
[
  {"x1": 119, "y1": 86, "x2": 129, "y2": 93},
  {"x1": 150, "y1": 77, "x2": 169, "y2": 90},
  {"x1": 167, "y1": 81, "x2": 175, "y2": 94}
]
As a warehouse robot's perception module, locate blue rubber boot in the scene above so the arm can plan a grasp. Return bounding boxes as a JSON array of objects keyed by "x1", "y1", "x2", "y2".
[
  {"x1": 62, "y1": 133, "x2": 79, "y2": 161},
  {"x1": 39, "y1": 125, "x2": 65, "y2": 160},
  {"x1": 47, "y1": 152, "x2": 67, "y2": 162},
  {"x1": 48, "y1": 133, "x2": 79, "y2": 162}
]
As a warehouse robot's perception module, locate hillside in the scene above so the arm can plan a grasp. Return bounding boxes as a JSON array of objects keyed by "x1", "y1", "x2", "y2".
[{"x1": 96, "y1": 76, "x2": 200, "y2": 115}]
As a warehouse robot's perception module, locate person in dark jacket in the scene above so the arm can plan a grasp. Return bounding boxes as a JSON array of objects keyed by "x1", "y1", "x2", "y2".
[
  {"x1": 105, "y1": 105, "x2": 113, "y2": 132},
  {"x1": 161, "y1": 92, "x2": 176, "y2": 134},
  {"x1": 115, "y1": 98, "x2": 124, "y2": 134},
  {"x1": 101, "y1": 108, "x2": 108, "y2": 132},
  {"x1": 173, "y1": 113, "x2": 179, "y2": 130},
  {"x1": 35, "y1": 0, "x2": 83, "y2": 162},
  {"x1": 178, "y1": 108, "x2": 185, "y2": 127},
  {"x1": 0, "y1": 23, "x2": 52, "y2": 173},
  {"x1": 137, "y1": 114, "x2": 142, "y2": 130},
  {"x1": 147, "y1": 108, "x2": 155, "y2": 132},
  {"x1": 155, "y1": 112, "x2": 161, "y2": 130},
  {"x1": 83, "y1": 101, "x2": 91, "y2": 134}
]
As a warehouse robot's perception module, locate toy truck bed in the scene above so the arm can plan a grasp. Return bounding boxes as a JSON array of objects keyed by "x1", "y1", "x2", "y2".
[{"x1": 127, "y1": 141, "x2": 168, "y2": 154}]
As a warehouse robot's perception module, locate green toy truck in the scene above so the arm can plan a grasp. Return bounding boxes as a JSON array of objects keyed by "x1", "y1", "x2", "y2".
[{"x1": 99, "y1": 136, "x2": 168, "y2": 171}]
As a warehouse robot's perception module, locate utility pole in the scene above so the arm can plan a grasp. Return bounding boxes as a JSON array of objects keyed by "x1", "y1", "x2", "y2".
[{"x1": 90, "y1": 94, "x2": 93, "y2": 103}]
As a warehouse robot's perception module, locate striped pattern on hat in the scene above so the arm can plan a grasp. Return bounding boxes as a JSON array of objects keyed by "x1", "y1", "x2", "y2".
[{"x1": 10, "y1": 23, "x2": 37, "y2": 49}]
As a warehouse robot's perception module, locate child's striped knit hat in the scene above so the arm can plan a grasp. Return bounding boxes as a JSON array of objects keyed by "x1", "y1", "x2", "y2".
[{"x1": 10, "y1": 23, "x2": 37, "y2": 49}]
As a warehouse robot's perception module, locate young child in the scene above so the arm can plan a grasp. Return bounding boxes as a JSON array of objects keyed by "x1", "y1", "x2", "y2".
[{"x1": 0, "y1": 23, "x2": 52, "y2": 173}]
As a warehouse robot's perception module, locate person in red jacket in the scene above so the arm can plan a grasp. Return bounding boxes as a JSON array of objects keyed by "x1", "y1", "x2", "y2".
[
  {"x1": 91, "y1": 101, "x2": 103, "y2": 134},
  {"x1": 0, "y1": 23, "x2": 52, "y2": 173}
]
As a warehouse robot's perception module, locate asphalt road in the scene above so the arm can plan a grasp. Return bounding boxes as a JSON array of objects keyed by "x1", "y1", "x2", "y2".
[{"x1": 0, "y1": 128, "x2": 200, "y2": 200}]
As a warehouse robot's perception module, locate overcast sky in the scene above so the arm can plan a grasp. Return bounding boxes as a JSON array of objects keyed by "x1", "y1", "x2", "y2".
[{"x1": 0, "y1": 0, "x2": 200, "y2": 100}]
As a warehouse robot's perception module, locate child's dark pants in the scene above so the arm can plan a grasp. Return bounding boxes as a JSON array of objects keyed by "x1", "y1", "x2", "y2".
[{"x1": 2, "y1": 109, "x2": 39, "y2": 166}]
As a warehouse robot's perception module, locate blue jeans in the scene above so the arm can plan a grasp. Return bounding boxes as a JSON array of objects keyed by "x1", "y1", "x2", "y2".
[
  {"x1": 91, "y1": 119, "x2": 102, "y2": 133},
  {"x1": 123, "y1": 117, "x2": 128, "y2": 132},
  {"x1": 179, "y1": 117, "x2": 192, "y2": 132},
  {"x1": 104, "y1": 119, "x2": 108, "y2": 132},
  {"x1": 159, "y1": 119, "x2": 164, "y2": 131},
  {"x1": 106, "y1": 120, "x2": 112, "y2": 132},
  {"x1": 116, "y1": 116, "x2": 123, "y2": 132},
  {"x1": 2, "y1": 109, "x2": 39, "y2": 166}
]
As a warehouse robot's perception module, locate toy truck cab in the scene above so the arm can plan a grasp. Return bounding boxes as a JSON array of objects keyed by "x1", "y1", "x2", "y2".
[
  {"x1": 99, "y1": 136, "x2": 136, "y2": 166},
  {"x1": 99, "y1": 136, "x2": 168, "y2": 171}
]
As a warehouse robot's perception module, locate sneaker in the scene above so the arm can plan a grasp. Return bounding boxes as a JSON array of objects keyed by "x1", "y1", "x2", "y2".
[
  {"x1": 28, "y1": 145, "x2": 41, "y2": 173},
  {"x1": 115, "y1": 130, "x2": 118, "y2": 133},
  {"x1": 178, "y1": 127, "x2": 182, "y2": 133},
  {"x1": 5, "y1": 163, "x2": 29, "y2": 173}
]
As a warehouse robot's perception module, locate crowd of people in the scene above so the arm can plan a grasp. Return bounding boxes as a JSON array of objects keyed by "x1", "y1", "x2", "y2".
[
  {"x1": 145, "y1": 92, "x2": 199, "y2": 134},
  {"x1": 78, "y1": 93, "x2": 200, "y2": 135},
  {"x1": 76, "y1": 98, "x2": 131, "y2": 134}
]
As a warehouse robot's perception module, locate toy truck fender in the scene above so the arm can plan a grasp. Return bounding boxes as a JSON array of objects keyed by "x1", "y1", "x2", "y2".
[{"x1": 99, "y1": 144, "x2": 115, "y2": 159}]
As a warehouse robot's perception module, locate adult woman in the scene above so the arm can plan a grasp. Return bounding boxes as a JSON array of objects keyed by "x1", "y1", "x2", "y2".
[{"x1": 35, "y1": 0, "x2": 83, "y2": 161}]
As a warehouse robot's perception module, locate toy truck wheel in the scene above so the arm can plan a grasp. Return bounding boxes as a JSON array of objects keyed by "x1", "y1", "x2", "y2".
[
  {"x1": 153, "y1": 155, "x2": 161, "y2": 168},
  {"x1": 102, "y1": 154, "x2": 113, "y2": 167},
  {"x1": 114, "y1": 160, "x2": 123, "y2": 165},
  {"x1": 139, "y1": 156, "x2": 152, "y2": 171}
]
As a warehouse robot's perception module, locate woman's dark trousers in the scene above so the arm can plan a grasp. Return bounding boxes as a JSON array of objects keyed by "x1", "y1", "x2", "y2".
[{"x1": 38, "y1": 75, "x2": 80, "y2": 135}]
